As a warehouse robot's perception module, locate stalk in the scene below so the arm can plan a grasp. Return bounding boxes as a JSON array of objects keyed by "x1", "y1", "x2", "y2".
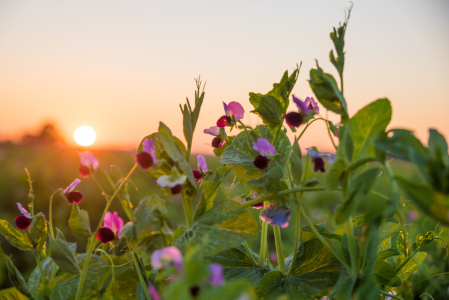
[
  {"x1": 273, "y1": 226, "x2": 285, "y2": 273},
  {"x1": 259, "y1": 207, "x2": 269, "y2": 266},
  {"x1": 342, "y1": 173, "x2": 358, "y2": 274},
  {"x1": 34, "y1": 252, "x2": 46, "y2": 283},
  {"x1": 25, "y1": 168, "x2": 35, "y2": 215},
  {"x1": 238, "y1": 120, "x2": 256, "y2": 143},
  {"x1": 181, "y1": 192, "x2": 193, "y2": 228},
  {"x1": 243, "y1": 241, "x2": 258, "y2": 266},
  {"x1": 272, "y1": 124, "x2": 283, "y2": 147},
  {"x1": 75, "y1": 164, "x2": 137, "y2": 300},
  {"x1": 131, "y1": 252, "x2": 152, "y2": 300}
]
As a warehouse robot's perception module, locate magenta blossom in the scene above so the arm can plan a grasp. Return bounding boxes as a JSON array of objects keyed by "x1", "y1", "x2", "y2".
[
  {"x1": 136, "y1": 138, "x2": 157, "y2": 169},
  {"x1": 148, "y1": 285, "x2": 161, "y2": 300},
  {"x1": 151, "y1": 246, "x2": 183, "y2": 271},
  {"x1": 96, "y1": 211, "x2": 123, "y2": 243},
  {"x1": 78, "y1": 151, "x2": 99, "y2": 178},
  {"x1": 193, "y1": 155, "x2": 208, "y2": 183},
  {"x1": 252, "y1": 138, "x2": 275, "y2": 170},
  {"x1": 260, "y1": 202, "x2": 291, "y2": 228},
  {"x1": 63, "y1": 178, "x2": 83, "y2": 204},
  {"x1": 306, "y1": 148, "x2": 335, "y2": 173},
  {"x1": 285, "y1": 95, "x2": 317, "y2": 128},
  {"x1": 15, "y1": 203, "x2": 32, "y2": 230},
  {"x1": 217, "y1": 101, "x2": 245, "y2": 127},
  {"x1": 208, "y1": 263, "x2": 224, "y2": 286}
]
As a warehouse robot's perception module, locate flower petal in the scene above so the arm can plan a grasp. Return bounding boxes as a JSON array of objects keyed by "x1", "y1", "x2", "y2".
[
  {"x1": 252, "y1": 138, "x2": 275, "y2": 157},
  {"x1": 260, "y1": 203, "x2": 291, "y2": 228},
  {"x1": 156, "y1": 174, "x2": 187, "y2": 188},
  {"x1": 203, "y1": 126, "x2": 220, "y2": 136},
  {"x1": 142, "y1": 138, "x2": 157, "y2": 164},
  {"x1": 151, "y1": 246, "x2": 183, "y2": 270},
  {"x1": 292, "y1": 95, "x2": 311, "y2": 115},
  {"x1": 148, "y1": 285, "x2": 161, "y2": 300},
  {"x1": 64, "y1": 178, "x2": 81, "y2": 194},
  {"x1": 78, "y1": 151, "x2": 99, "y2": 170},
  {"x1": 113, "y1": 212, "x2": 124, "y2": 238},
  {"x1": 228, "y1": 101, "x2": 245, "y2": 121},
  {"x1": 208, "y1": 263, "x2": 224, "y2": 286},
  {"x1": 15, "y1": 216, "x2": 32, "y2": 230},
  {"x1": 223, "y1": 101, "x2": 229, "y2": 116},
  {"x1": 305, "y1": 97, "x2": 319, "y2": 113},
  {"x1": 197, "y1": 155, "x2": 207, "y2": 174},
  {"x1": 103, "y1": 212, "x2": 114, "y2": 231},
  {"x1": 16, "y1": 203, "x2": 31, "y2": 218},
  {"x1": 97, "y1": 227, "x2": 115, "y2": 243}
]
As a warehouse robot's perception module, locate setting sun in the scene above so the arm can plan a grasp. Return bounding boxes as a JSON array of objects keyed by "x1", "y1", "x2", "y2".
[{"x1": 74, "y1": 126, "x2": 96, "y2": 146}]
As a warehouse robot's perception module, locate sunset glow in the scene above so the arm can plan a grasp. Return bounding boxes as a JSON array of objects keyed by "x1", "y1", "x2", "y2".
[{"x1": 74, "y1": 126, "x2": 96, "y2": 146}]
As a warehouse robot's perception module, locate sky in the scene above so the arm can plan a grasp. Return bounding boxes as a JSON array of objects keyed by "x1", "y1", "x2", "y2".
[{"x1": 0, "y1": 0, "x2": 448, "y2": 154}]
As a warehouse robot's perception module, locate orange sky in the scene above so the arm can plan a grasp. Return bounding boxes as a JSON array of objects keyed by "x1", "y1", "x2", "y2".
[{"x1": 1, "y1": 0, "x2": 448, "y2": 154}]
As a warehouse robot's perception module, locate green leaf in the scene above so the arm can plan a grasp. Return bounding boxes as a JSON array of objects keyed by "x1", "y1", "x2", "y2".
[
  {"x1": 304, "y1": 178, "x2": 319, "y2": 187},
  {"x1": 396, "y1": 177, "x2": 449, "y2": 225},
  {"x1": 245, "y1": 167, "x2": 283, "y2": 195},
  {"x1": 325, "y1": 125, "x2": 349, "y2": 189},
  {"x1": 0, "y1": 220, "x2": 33, "y2": 252},
  {"x1": 396, "y1": 252, "x2": 427, "y2": 282},
  {"x1": 162, "y1": 281, "x2": 191, "y2": 300},
  {"x1": 376, "y1": 248, "x2": 401, "y2": 261},
  {"x1": 349, "y1": 98, "x2": 392, "y2": 162},
  {"x1": 174, "y1": 200, "x2": 258, "y2": 256},
  {"x1": 133, "y1": 195, "x2": 167, "y2": 240},
  {"x1": 190, "y1": 83, "x2": 205, "y2": 132},
  {"x1": 335, "y1": 168, "x2": 380, "y2": 224},
  {"x1": 374, "y1": 129, "x2": 427, "y2": 163},
  {"x1": 301, "y1": 223, "x2": 342, "y2": 242},
  {"x1": 158, "y1": 122, "x2": 196, "y2": 191},
  {"x1": 206, "y1": 244, "x2": 270, "y2": 286},
  {"x1": 428, "y1": 128, "x2": 448, "y2": 165},
  {"x1": 68, "y1": 203, "x2": 92, "y2": 238},
  {"x1": 254, "y1": 95, "x2": 282, "y2": 129},
  {"x1": 113, "y1": 269, "x2": 140, "y2": 300},
  {"x1": 48, "y1": 229, "x2": 80, "y2": 274},
  {"x1": 329, "y1": 18, "x2": 349, "y2": 77},
  {"x1": 183, "y1": 103, "x2": 193, "y2": 147},
  {"x1": 0, "y1": 243, "x2": 32, "y2": 297},
  {"x1": 198, "y1": 279, "x2": 257, "y2": 300},
  {"x1": 194, "y1": 181, "x2": 221, "y2": 222},
  {"x1": 309, "y1": 62, "x2": 347, "y2": 116},
  {"x1": 183, "y1": 249, "x2": 210, "y2": 286},
  {"x1": 258, "y1": 239, "x2": 340, "y2": 300},
  {"x1": 397, "y1": 230, "x2": 410, "y2": 257},
  {"x1": 0, "y1": 288, "x2": 30, "y2": 300},
  {"x1": 221, "y1": 125, "x2": 291, "y2": 182},
  {"x1": 290, "y1": 137, "x2": 303, "y2": 185},
  {"x1": 172, "y1": 226, "x2": 186, "y2": 245},
  {"x1": 28, "y1": 214, "x2": 47, "y2": 257},
  {"x1": 373, "y1": 260, "x2": 401, "y2": 287},
  {"x1": 118, "y1": 181, "x2": 134, "y2": 222}
]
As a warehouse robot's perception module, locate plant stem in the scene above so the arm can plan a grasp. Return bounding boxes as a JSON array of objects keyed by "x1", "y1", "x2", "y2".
[
  {"x1": 369, "y1": 190, "x2": 390, "y2": 200},
  {"x1": 241, "y1": 187, "x2": 333, "y2": 208},
  {"x1": 273, "y1": 124, "x2": 283, "y2": 148},
  {"x1": 259, "y1": 208, "x2": 269, "y2": 266},
  {"x1": 243, "y1": 241, "x2": 258, "y2": 266},
  {"x1": 91, "y1": 173, "x2": 110, "y2": 202},
  {"x1": 345, "y1": 157, "x2": 378, "y2": 173},
  {"x1": 221, "y1": 183, "x2": 230, "y2": 199},
  {"x1": 396, "y1": 272, "x2": 449, "y2": 296},
  {"x1": 75, "y1": 164, "x2": 137, "y2": 300},
  {"x1": 181, "y1": 192, "x2": 193, "y2": 228},
  {"x1": 345, "y1": 217, "x2": 358, "y2": 274},
  {"x1": 25, "y1": 168, "x2": 35, "y2": 215},
  {"x1": 48, "y1": 189, "x2": 60, "y2": 240},
  {"x1": 323, "y1": 113, "x2": 338, "y2": 150},
  {"x1": 34, "y1": 252, "x2": 46, "y2": 283},
  {"x1": 131, "y1": 252, "x2": 151, "y2": 300},
  {"x1": 238, "y1": 120, "x2": 256, "y2": 143},
  {"x1": 379, "y1": 290, "x2": 404, "y2": 300},
  {"x1": 297, "y1": 118, "x2": 327, "y2": 140},
  {"x1": 273, "y1": 225, "x2": 285, "y2": 273}
]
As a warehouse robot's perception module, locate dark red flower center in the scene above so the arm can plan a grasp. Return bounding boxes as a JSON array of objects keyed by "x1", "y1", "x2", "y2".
[
  {"x1": 312, "y1": 157, "x2": 325, "y2": 173},
  {"x1": 216, "y1": 115, "x2": 232, "y2": 127},
  {"x1": 15, "y1": 216, "x2": 32, "y2": 230},
  {"x1": 66, "y1": 191, "x2": 83, "y2": 204},
  {"x1": 284, "y1": 112, "x2": 303, "y2": 128},
  {"x1": 97, "y1": 227, "x2": 115, "y2": 243},
  {"x1": 135, "y1": 151, "x2": 154, "y2": 169},
  {"x1": 253, "y1": 155, "x2": 270, "y2": 170},
  {"x1": 252, "y1": 202, "x2": 264, "y2": 209},
  {"x1": 211, "y1": 136, "x2": 224, "y2": 148},
  {"x1": 171, "y1": 184, "x2": 182, "y2": 195},
  {"x1": 193, "y1": 170, "x2": 203, "y2": 183},
  {"x1": 308, "y1": 103, "x2": 314, "y2": 110},
  {"x1": 79, "y1": 165, "x2": 91, "y2": 178},
  {"x1": 190, "y1": 285, "x2": 201, "y2": 297}
]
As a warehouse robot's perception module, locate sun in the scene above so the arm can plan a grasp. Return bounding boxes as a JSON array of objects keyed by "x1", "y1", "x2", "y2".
[{"x1": 74, "y1": 126, "x2": 96, "y2": 146}]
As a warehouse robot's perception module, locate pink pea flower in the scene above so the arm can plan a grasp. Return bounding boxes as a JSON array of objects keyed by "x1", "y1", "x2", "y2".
[
  {"x1": 63, "y1": 178, "x2": 83, "y2": 204},
  {"x1": 96, "y1": 211, "x2": 123, "y2": 243},
  {"x1": 269, "y1": 251, "x2": 277, "y2": 264},
  {"x1": 208, "y1": 263, "x2": 224, "y2": 286},
  {"x1": 78, "y1": 151, "x2": 99, "y2": 178},
  {"x1": 216, "y1": 101, "x2": 245, "y2": 127},
  {"x1": 306, "y1": 148, "x2": 335, "y2": 173},
  {"x1": 136, "y1": 138, "x2": 157, "y2": 169},
  {"x1": 252, "y1": 138, "x2": 275, "y2": 170},
  {"x1": 284, "y1": 95, "x2": 317, "y2": 128},
  {"x1": 15, "y1": 203, "x2": 32, "y2": 230},
  {"x1": 260, "y1": 202, "x2": 291, "y2": 228},
  {"x1": 148, "y1": 285, "x2": 161, "y2": 300},
  {"x1": 408, "y1": 210, "x2": 419, "y2": 221},
  {"x1": 193, "y1": 155, "x2": 208, "y2": 183},
  {"x1": 151, "y1": 246, "x2": 183, "y2": 271}
]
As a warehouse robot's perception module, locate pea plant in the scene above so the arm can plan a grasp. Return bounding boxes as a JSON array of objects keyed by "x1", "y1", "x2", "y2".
[{"x1": 1, "y1": 6, "x2": 448, "y2": 300}]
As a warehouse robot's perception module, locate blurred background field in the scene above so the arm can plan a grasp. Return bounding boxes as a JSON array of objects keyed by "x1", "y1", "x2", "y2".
[{"x1": 0, "y1": 139, "x2": 448, "y2": 298}]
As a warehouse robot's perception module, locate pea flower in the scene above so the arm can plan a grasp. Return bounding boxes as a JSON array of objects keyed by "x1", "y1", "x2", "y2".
[
  {"x1": 193, "y1": 155, "x2": 208, "y2": 183},
  {"x1": 208, "y1": 263, "x2": 224, "y2": 286},
  {"x1": 216, "y1": 101, "x2": 245, "y2": 127},
  {"x1": 63, "y1": 178, "x2": 83, "y2": 204},
  {"x1": 248, "y1": 194, "x2": 263, "y2": 209},
  {"x1": 15, "y1": 203, "x2": 32, "y2": 230},
  {"x1": 385, "y1": 291, "x2": 397, "y2": 300},
  {"x1": 204, "y1": 126, "x2": 226, "y2": 148},
  {"x1": 408, "y1": 210, "x2": 420, "y2": 221},
  {"x1": 78, "y1": 151, "x2": 99, "y2": 178},
  {"x1": 260, "y1": 202, "x2": 291, "y2": 228},
  {"x1": 306, "y1": 148, "x2": 335, "y2": 173},
  {"x1": 136, "y1": 138, "x2": 157, "y2": 169},
  {"x1": 156, "y1": 166, "x2": 187, "y2": 194},
  {"x1": 96, "y1": 212, "x2": 123, "y2": 243},
  {"x1": 252, "y1": 138, "x2": 275, "y2": 169},
  {"x1": 284, "y1": 95, "x2": 317, "y2": 128},
  {"x1": 151, "y1": 246, "x2": 183, "y2": 270},
  {"x1": 148, "y1": 285, "x2": 161, "y2": 300}
]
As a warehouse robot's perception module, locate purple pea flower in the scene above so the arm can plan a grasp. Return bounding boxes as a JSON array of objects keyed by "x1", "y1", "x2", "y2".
[
  {"x1": 151, "y1": 246, "x2": 183, "y2": 271},
  {"x1": 97, "y1": 211, "x2": 123, "y2": 243},
  {"x1": 148, "y1": 285, "x2": 161, "y2": 300},
  {"x1": 385, "y1": 291, "x2": 397, "y2": 300},
  {"x1": 204, "y1": 126, "x2": 226, "y2": 149},
  {"x1": 15, "y1": 203, "x2": 32, "y2": 230},
  {"x1": 305, "y1": 97, "x2": 319, "y2": 114},
  {"x1": 284, "y1": 95, "x2": 318, "y2": 128},
  {"x1": 63, "y1": 178, "x2": 83, "y2": 204},
  {"x1": 193, "y1": 155, "x2": 208, "y2": 183},
  {"x1": 136, "y1": 138, "x2": 157, "y2": 169},
  {"x1": 78, "y1": 151, "x2": 99, "y2": 178},
  {"x1": 306, "y1": 148, "x2": 335, "y2": 173},
  {"x1": 260, "y1": 202, "x2": 291, "y2": 228},
  {"x1": 208, "y1": 263, "x2": 224, "y2": 286},
  {"x1": 252, "y1": 138, "x2": 275, "y2": 170},
  {"x1": 217, "y1": 101, "x2": 245, "y2": 127}
]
